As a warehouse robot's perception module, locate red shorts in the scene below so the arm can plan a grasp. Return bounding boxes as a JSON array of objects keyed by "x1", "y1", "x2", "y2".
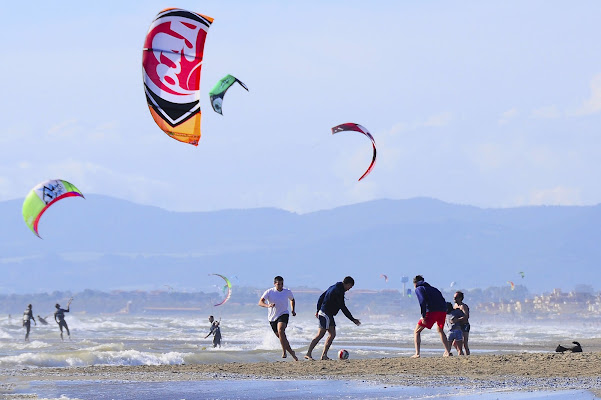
[{"x1": 418, "y1": 311, "x2": 446, "y2": 330}]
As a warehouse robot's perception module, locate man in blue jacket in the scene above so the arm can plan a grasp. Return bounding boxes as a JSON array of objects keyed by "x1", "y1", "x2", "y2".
[
  {"x1": 305, "y1": 276, "x2": 361, "y2": 360},
  {"x1": 412, "y1": 275, "x2": 451, "y2": 358}
]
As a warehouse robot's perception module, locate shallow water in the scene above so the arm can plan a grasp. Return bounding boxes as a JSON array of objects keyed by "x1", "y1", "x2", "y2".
[
  {"x1": 1, "y1": 313, "x2": 599, "y2": 368},
  {"x1": 15, "y1": 379, "x2": 601, "y2": 400}
]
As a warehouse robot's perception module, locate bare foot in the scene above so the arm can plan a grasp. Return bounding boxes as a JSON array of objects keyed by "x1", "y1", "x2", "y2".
[
  {"x1": 290, "y1": 351, "x2": 299, "y2": 361},
  {"x1": 320, "y1": 355, "x2": 330, "y2": 360},
  {"x1": 282, "y1": 353, "x2": 287, "y2": 358},
  {"x1": 410, "y1": 354, "x2": 420, "y2": 358},
  {"x1": 304, "y1": 355, "x2": 314, "y2": 360},
  {"x1": 443, "y1": 352, "x2": 453, "y2": 357}
]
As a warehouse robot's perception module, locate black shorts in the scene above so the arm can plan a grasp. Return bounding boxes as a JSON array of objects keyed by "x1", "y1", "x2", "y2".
[
  {"x1": 269, "y1": 313, "x2": 290, "y2": 334},
  {"x1": 461, "y1": 323, "x2": 470, "y2": 333}
]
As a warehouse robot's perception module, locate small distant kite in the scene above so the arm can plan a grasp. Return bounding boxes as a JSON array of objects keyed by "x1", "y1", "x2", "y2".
[
  {"x1": 508, "y1": 281, "x2": 515, "y2": 291},
  {"x1": 209, "y1": 74, "x2": 248, "y2": 115},
  {"x1": 142, "y1": 8, "x2": 214, "y2": 145},
  {"x1": 331, "y1": 123, "x2": 377, "y2": 181},
  {"x1": 22, "y1": 179, "x2": 84, "y2": 238},
  {"x1": 210, "y1": 274, "x2": 232, "y2": 306},
  {"x1": 380, "y1": 274, "x2": 388, "y2": 283},
  {"x1": 450, "y1": 281, "x2": 456, "y2": 288},
  {"x1": 519, "y1": 271, "x2": 525, "y2": 279},
  {"x1": 406, "y1": 289, "x2": 412, "y2": 298}
]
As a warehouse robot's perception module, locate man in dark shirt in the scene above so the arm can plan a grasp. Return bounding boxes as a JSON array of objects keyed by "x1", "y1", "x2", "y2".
[
  {"x1": 412, "y1": 275, "x2": 451, "y2": 358},
  {"x1": 54, "y1": 299, "x2": 72, "y2": 340},
  {"x1": 23, "y1": 304, "x2": 36, "y2": 341},
  {"x1": 305, "y1": 276, "x2": 361, "y2": 360}
]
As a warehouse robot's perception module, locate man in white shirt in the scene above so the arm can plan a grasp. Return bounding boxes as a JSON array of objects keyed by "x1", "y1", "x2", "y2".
[{"x1": 258, "y1": 276, "x2": 298, "y2": 360}]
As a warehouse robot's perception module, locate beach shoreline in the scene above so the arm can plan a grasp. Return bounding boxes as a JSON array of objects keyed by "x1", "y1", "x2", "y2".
[{"x1": 3, "y1": 352, "x2": 601, "y2": 392}]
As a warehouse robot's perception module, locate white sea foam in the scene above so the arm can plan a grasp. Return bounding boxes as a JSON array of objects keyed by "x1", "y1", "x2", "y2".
[{"x1": 1, "y1": 313, "x2": 599, "y2": 368}]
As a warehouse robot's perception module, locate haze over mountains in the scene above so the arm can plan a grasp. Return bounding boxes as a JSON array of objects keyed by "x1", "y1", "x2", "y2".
[{"x1": 1, "y1": 195, "x2": 600, "y2": 294}]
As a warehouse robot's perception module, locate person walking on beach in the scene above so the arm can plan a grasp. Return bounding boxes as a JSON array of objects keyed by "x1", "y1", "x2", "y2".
[
  {"x1": 305, "y1": 276, "x2": 361, "y2": 361},
  {"x1": 454, "y1": 290, "x2": 470, "y2": 355},
  {"x1": 205, "y1": 315, "x2": 222, "y2": 348},
  {"x1": 446, "y1": 302, "x2": 465, "y2": 355},
  {"x1": 412, "y1": 275, "x2": 451, "y2": 358},
  {"x1": 258, "y1": 275, "x2": 298, "y2": 360},
  {"x1": 23, "y1": 304, "x2": 36, "y2": 341},
  {"x1": 54, "y1": 299, "x2": 72, "y2": 340}
]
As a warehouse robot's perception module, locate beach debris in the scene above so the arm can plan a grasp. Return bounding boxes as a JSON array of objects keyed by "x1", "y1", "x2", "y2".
[{"x1": 555, "y1": 341, "x2": 582, "y2": 353}]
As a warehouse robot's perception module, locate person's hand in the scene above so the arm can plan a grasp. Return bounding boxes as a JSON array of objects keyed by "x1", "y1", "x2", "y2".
[
  {"x1": 315, "y1": 312, "x2": 319, "y2": 318},
  {"x1": 292, "y1": 311, "x2": 296, "y2": 317},
  {"x1": 268, "y1": 303, "x2": 275, "y2": 308},
  {"x1": 353, "y1": 319, "x2": 361, "y2": 326}
]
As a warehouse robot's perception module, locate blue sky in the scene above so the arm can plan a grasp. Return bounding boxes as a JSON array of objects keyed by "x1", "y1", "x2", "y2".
[{"x1": 1, "y1": 1, "x2": 600, "y2": 213}]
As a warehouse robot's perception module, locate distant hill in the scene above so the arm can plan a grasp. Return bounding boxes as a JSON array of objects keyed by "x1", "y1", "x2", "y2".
[{"x1": 1, "y1": 195, "x2": 601, "y2": 294}]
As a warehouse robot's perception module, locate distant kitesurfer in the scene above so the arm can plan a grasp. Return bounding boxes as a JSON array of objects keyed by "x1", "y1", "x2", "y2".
[
  {"x1": 54, "y1": 299, "x2": 72, "y2": 340},
  {"x1": 258, "y1": 275, "x2": 298, "y2": 360},
  {"x1": 305, "y1": 276, "x2": 361, "y2": 361},
  {"x1": 23, "y1": 304, "x2": 36, "y2": 341},
  {"x1": 205, "y1": 316, "x2": 221, "y2": 348}
]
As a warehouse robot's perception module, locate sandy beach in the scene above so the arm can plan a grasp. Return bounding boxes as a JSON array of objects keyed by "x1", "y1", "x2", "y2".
[{"x1": 3, "y1": 352, "x2": 601, "y2": 394}]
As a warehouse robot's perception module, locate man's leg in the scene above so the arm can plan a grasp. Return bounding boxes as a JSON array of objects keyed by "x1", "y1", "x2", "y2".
[
  {"x1": 305, "y1": 328, "x2": 326, "y2": 360},
  {"x1": 412, "y1": 324, "x2": 425, "y2": 358},
  {"x1": 59, "y1": 324, "x2": 64, "y2": 340},
  {"x1": 277, "y1": 322, "x2": 298, "y2": 361},
  {"x1": 462, "y1": 331, "x2": 469, "y2": 355},
  {"x1": 320, "y1": 326, "x2": 336, "y2": 360},
  {"x1": 25, "y1": 322, "x2": 30, "y2": 341},
  {"x1": 64, "y1": 322, "x2": 70, "y2": 337},
  {"x1": 453, "y1": 339, "x2": 464, "y2": 355},
  {"x1": 436, "y1": 325, "x2": 451, "y2": 356}
]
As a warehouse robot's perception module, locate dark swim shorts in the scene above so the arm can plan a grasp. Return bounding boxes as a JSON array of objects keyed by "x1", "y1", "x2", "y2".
[{"x1": 270, "y1": 313, "x2": 290, "y2": 334}]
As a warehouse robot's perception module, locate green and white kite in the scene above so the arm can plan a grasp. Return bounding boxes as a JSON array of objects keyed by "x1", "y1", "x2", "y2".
[{"x1": 209, "y1": 74, "x2": 248, "y2": 115}]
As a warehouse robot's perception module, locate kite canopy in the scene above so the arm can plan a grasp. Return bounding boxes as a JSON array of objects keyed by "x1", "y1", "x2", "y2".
[
  {"x1": 380, "y1": 274, "x2": 388, "y2": 283},
  {"x1": 22, "y1": 179, "x2": 84, "y2": 238},
  {"x1": 210, "y1": 274, "x2": 232, "y2": 306},
  {"x1": 508, "y1": 281, "x2": 515, "y2": 291},
  {"x1": 209, "y1": 74, "x2": 249, "y2": 115},
  {"x1": 331, "y1": 123, "x2": 377, "y2": 181},
  {"x1": 142, "y1": 8, "x2": 213, "y2": 145}
]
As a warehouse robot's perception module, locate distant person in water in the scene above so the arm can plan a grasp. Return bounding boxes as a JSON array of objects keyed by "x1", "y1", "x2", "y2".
[
  {"x1": 205, "y1": 316, "x2": 221, "y2": 348},
  {"x1": 37, "y1": 315, "x2": 49, "y2": 325},
  {"x1": 54, "y1": 299, "x2": 72, "y2": 340},
  {"x1": 258, "y1": 275, "x2": 298, "y2": 360},
  {"x1": 412, "y1": 275, "x2": 451, "y2": 358},
  {"x1": 454, "y1": 290, "x2": 470, "y2": 355},
  {"x1": 305, "y1": 276, "x2": 361, "y2": 361},
  {"x1": 23, "y1": 304, "x2": 36, "y2": 341}
]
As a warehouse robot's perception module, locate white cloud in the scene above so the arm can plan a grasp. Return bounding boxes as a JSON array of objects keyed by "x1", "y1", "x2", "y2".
[
  {"x1": 569, "y1": 73, "x2": 601, "y2": 116},
  {"x1": 531, "y1": 105, "x2": 561, "y2": 119},
  {"x1": 498, "y1": 108, "x2": 519, "y2": 125},
  {"x1": 524, "y1": 186, "x2": 581, "y2": 206},
  {"x1": 423, "y1": 112, "x2": 453, "y2": 127}
]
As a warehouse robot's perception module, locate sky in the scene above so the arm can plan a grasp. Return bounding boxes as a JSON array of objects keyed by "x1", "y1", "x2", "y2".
[{"x1": 1, "y1": 1, "x2": 600, "y2": 213}]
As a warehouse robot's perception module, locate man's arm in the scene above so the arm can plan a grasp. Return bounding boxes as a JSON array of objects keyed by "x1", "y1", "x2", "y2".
[
  {"x1": 290, "y1": 298, "x2": 296, "y2": 316},
  {"x1": 415, "y1": 287, "x2": 427, "y2": 318},
  {"x1": 458, "y1": 304, "x2": 469, "y2": 321},
  {"x1": 339, "y1": 290, "x2": 360, "y2": 326},
  {"x1": 316, "y1": 291, "x2": 326, "y2": 312}
]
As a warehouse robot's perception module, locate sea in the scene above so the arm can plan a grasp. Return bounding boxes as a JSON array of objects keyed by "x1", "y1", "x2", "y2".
[{"x1": 1, "y1": 313, "x2": 600, "y2": 399}]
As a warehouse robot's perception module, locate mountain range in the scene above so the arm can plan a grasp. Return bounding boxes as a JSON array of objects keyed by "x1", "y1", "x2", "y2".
[{"x1": 1, "y1": 195, "x2": 600, "y2": 294}]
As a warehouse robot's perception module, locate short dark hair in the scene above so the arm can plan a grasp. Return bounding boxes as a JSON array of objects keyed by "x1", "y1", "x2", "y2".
[
  {"x1": 209, "y1": 315, "x2": 214, "y2": 319},
  {"x1": 55, "y1": 303, "x2": 60, "y2": 308},
  {"x1": 28, "y1": 304, "x2": 32, "y2": 308},
  {"x1": 274, "y1": 276, "x2": 284, "y2": 283},
  {"x1": 343, "y1": 276, "x2": 355, "y2": 285},
  {"x1": 413, "y1": 275, "x2": 424, "y2": 284},
  {"x1": 454, "y1": 291, "x2": 464, "y2": 301}
]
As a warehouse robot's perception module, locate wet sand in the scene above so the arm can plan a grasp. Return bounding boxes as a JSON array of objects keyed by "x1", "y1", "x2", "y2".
[{"x1": 3, "y1": 351, "x2": 601, "y2": 394}]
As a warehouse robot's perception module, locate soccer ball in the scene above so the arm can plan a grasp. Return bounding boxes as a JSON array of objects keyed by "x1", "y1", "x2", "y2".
[{"x1": 338, "y1": 349, "x2": 349, "y2": 360}]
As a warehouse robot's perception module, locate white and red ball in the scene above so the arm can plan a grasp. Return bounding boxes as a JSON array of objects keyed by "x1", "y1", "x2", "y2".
[{"x1": 338, "y1": 349, "x2": 349, "y2": 360}]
